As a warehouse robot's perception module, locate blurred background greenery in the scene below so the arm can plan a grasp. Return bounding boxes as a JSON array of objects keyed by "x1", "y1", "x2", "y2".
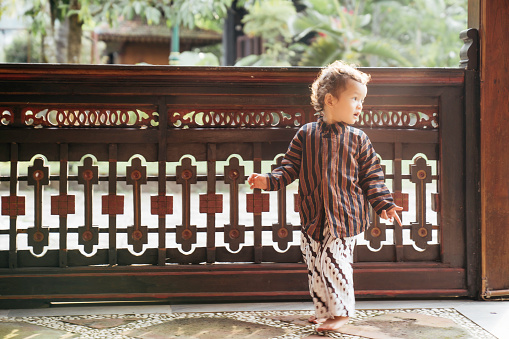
[{"x1": 0, "y1": 0, "x2": 467, "y2": 67}]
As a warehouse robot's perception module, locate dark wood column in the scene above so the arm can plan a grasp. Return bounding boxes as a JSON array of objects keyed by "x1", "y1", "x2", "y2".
[{"x1": 479, "y1": 0, "x2": 509, "y2": 298}]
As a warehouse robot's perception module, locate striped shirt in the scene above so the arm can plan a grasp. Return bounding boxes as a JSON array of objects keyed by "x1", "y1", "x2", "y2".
[{"x1": 266, "y1": 116, "x2": 395, "y2": 240}]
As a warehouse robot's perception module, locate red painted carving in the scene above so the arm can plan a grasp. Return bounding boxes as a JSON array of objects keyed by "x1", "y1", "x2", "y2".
[
  {"x1": 199, "y1": 194, "x2": 223, "y2": 214},
  {"x1": 51, "y1": 195, "x2": 76, "y2": 216},
  {"x1": 392, "y1": 191, "x2": 409, "y2": 212},
  {"x1": 151, "y1": 195, "x2": 173, "y2": 215},
  {"x1": 246, "y1": 192, "x2": 270, "y2": 214},
  {"x1": 168, "y1": 108, "x2": 305, "y2": 128},
  {"x1": 1, "y1": 196, "x2": 25, "y2": 216},
  {"x1": 101, "y1": 195, "x2": 124, "y2": 215},
  {"x1": 21, "y1": 106, "x2": 158, "y2": 128},
  {"x1": 354, "y1": 108, "x2": 438, "y2": 129},
  {"x1": 0, "y1": 108, "x2": 14, "y2": 125}
]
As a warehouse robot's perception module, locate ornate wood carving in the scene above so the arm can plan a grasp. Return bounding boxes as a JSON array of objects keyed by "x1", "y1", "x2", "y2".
[
  {"x1": 223, "y1": 157, "x2": 245, "y2": 251},
  {"x1": 175, "y1": 157, "x2": 197, "y2": 252},
  {"x1": 77, "y1": 157, "x2": 99, "y2": 254},
  {"x1": 271, "y1": 156, "x2": 293, "y2": 250},
  {"x1": 151, "y1": 195, "x2": 173, "y2": 216},
  {"x1": 168, "y1": 108, "x2": 304, "y2": 128},
  {"x1": 0, "y1": 65, "x2": 470, "y2": 304},
  {"x1": 246, "y1": 192, "x2": 269, "y2": 214},
  {"x1": 126, "y1": 157, "x2": 148, "y2": 253},
  {"x1": 1, "y1": 196, "x2": 25, "y2": 217},
  {"x1": 392, "y1": 191, "x2": 409, "y2": 212},
  {"x1": 102, "y1": 195, "x2": 124, "y2": 215},
  {"x1": 355, "y1": 108, "x2": 438, "y2": 129},
  {"x1": 26, "y1": 158, "x2": 50, "y2": 255},
  {"x1": 51, "y1": 195, "x2": 76, "y2": 216},
  {"x1": 460, "y1": 28, "x2": 479, "y2": 71},
  {"x1": 365, "y1": 209, "x2": 387, "y2": 250},
  {"x1": 21, "y1": 106, "x2": 158, "y2": 128},
  {"x1": 1, "y1": 108, "x2": 13, "y2": 125},
  {"x1": 199, "y1": 193, "x2": 223, "y2": 214},
  {"x1": 410, "y1": 157, "x2": 433, "y2": 250}
]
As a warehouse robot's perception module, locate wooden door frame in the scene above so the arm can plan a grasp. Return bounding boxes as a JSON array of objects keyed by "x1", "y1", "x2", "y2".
[{"x1": 468, "y1": 0, "x2": 509, "y2": 299}]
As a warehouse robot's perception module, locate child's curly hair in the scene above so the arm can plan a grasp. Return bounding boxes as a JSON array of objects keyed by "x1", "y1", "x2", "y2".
[{"x1": 310, "y1": 60, "x2": 371, "y2": 112}]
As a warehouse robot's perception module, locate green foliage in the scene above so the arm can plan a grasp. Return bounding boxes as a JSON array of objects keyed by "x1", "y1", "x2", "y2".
[
  {"x1": 73, "y1": 0, "x2": 234, "y2": 30},
  {"x1": 240, "y1": 0, "x2": 466, "y2": 67},
  {"x1": 298, "y1": 35, "x2": 342, "y2": 67},
  {"x1": 371, "y1": 0, "x2": 467, "y2": 66},
  {"x1": 242, "y1": 0, "x2": 295, "y2": 41},
  {"x1": 236, "y1": 0, "x2": 296, "y2": 66},
  {"x1": 289, "y1": 0, "x2": 412, "y2": 66},
  {"x1": 2, "y1": 0, "x2": 467, "y2": 67},
  {"x1": 0, "y1": 0, "x2": 16, "y2": 17},
  {"x1": 4, "y1": 33, "x2": 41, "y2": 63}
]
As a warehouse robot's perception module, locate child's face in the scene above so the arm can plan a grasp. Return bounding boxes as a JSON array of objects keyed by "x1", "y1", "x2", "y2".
[{"x1": 323, "y1": 79, "x2": 367, "y2": 125}]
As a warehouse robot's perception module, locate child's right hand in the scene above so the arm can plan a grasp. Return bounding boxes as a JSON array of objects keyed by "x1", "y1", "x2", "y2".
[{"x1": 247, "y1": 173, "x2": 268, "y2": 190}]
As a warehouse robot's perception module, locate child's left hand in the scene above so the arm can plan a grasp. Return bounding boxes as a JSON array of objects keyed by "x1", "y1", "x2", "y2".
[{"x1": 381, "y1": 205, "x2": 403, "y2": 227}]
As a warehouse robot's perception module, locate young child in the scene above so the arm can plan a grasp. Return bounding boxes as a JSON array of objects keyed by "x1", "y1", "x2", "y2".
[{"x1": 247, "y1": 60, "x2": 402, "y2": 332}]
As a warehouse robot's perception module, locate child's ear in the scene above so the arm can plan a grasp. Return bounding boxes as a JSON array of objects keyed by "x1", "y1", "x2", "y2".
[{"x1": 324, "y1": 93, "x2": 336, "y2": 107}]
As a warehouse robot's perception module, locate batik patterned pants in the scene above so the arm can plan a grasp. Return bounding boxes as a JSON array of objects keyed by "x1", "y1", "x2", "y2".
[{"x1": 301, "y1": 226, "x2": 356, "y2": 320}]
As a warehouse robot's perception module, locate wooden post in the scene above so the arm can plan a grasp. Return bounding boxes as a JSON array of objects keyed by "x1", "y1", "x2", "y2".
[{"x1": 480, "y1": 0, "x2": 509, "y2": 298}]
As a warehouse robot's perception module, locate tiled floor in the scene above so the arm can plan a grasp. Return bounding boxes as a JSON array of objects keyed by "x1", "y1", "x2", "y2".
[{"x1": 1, "y1": 299, "x2": 508, "y2": 338}]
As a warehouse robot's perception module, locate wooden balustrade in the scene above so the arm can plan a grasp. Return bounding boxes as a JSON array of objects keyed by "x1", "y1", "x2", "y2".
[{"x1": 0, "y1": 64, "x2": 469, "y2": 307}]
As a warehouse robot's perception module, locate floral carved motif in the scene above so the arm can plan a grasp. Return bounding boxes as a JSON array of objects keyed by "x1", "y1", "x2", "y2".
[
  {"x1": 21, "y1": 107, "x2": 158, "y2": 128},
  {"x1": 1, "y1": 108, "x2": 14, "y2": 126},
  {"x1": 354, "y1": 108, "x2": 438, "y2": 129},
  {"x1": 168, "y1": 109, "x2": 305, "y2": 128}
]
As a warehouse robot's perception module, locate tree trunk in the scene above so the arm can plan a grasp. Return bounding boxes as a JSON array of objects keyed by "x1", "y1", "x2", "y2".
[
  {"x1": 55, "y1": 18, "x2": 68, "y2": 63},
  {"x1": 67, "y1": 0, "x2": 82, "y2": 63}
]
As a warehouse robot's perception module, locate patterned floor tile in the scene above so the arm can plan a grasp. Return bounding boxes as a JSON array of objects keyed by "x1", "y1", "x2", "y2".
[{"x1": 0, "y1": 308, "x2": 497, "y2": 339}]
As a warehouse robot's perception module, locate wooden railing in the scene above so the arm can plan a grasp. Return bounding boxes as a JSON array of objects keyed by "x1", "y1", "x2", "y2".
[{"x1": 0, "y1": 64, "x2": 469, "y2": 307}]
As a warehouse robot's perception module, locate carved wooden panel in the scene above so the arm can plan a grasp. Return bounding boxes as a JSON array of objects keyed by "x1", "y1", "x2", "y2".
[
  {"x1": 176, "y1": 157, "x2": 197, "y2": 252},
  {"x1": 21, "y1": 106, "x2": 158, "y2": 128},
  {"x1": 1, "y1": 196, "x2": 25, "y2": 217},
  {"x1": 26, "y1": 158, "x2": 50, "y2": 255},
  {"x1": 355, "y1": 108, "x2": 438, "y2": 129}
]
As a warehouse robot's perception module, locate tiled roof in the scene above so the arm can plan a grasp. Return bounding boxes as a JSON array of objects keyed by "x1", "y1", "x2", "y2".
[{"x1": 95, "y1": 20, "x2": 222, "y2": 44}]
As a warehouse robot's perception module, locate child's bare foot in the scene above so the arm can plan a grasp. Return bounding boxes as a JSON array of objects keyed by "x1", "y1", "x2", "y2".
[
  {"x1": 316, "y1": 316, "x2": 350, "y2": 331},
  {"x1": 308, "y1": 315, "x2": 326, "y2": 324}
]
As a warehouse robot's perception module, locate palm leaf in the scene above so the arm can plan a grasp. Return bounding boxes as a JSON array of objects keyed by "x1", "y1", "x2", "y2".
[{"x1": 357, "y1": 41, "x2": 412, "y2": 67}]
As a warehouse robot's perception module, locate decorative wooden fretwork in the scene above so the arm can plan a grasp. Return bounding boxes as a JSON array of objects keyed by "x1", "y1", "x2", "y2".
[
  {"x1": 392, "y1": 191, "x2": 410, "y2": 212},
  {"x1": 364, "y1": 209, "x2": 388, "y2": 250},
  {"x1": 51, "y1": 195, "x2": 76, "y2": 216},
  {"x1": 199, "y1": 193, "x2": 223, "y2": 214},
  {"x1": 1, "y1": 196, "x2": 25, "y2": 217},
  {"x1": 246, "y1": 192, "x2": 269, "y2": 214},
  {"x1": 354, "y1": 108, "x2": 438, "y2": 129},
  {"x1": 21, "y1": 106, "x2": 158, "y2": 128},
  {"x1": 126, "y1": 158, "x2": 148, "y2": 253},
  {"x1": 168, "y1": 109, "x2": 305, "y2": 128},
  {"x1": 102, "y1": 195, "x2": 124, "y2": 215},
  {"x1": 151, "y1": 195, "x2": 173, "y2": 216},
  {"x1": 77, "y1": 157, "x2": 99, "y2": 253},
  {"x1": 26, "y1": 158, "x2": 50, "y2": 255},
  {"x1": 0, "y1": 64, "x2": 470, "y2": 305},
  {"x1": 1, "y1": 108, "x2": 13, "y2": 125},
  {"x1": 271, "y1": 156, "x2": 293, "y2": 250},
  {"x1": 223, "y1": 157, "x2": 246, "y2": 251},
  {"x1": 176, "y1": 157, "x2": 197, "y2": 252},
  {"x1": 410, "y1": 157, "x2": 433, "y2": 250}
]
